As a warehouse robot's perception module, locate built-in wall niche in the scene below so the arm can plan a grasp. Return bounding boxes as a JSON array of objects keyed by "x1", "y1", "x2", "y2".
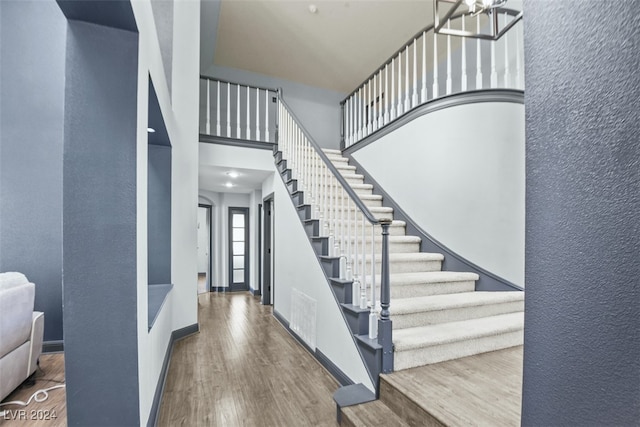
[{"x1": 147, "y1": 75, "x2": 172, "y2": 330}]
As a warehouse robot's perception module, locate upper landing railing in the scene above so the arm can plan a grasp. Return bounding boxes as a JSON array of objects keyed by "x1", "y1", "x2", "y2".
[
  {"x1": 341, "y1": 8, "x2": 523, "y2": 149},
  {"x1": 199, "y1": 75, "x2": 278, "y2": 144}
]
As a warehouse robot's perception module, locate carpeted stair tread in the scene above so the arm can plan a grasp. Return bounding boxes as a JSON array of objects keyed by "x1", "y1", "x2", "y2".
[
  {"x1": 369, "y1": 271, "x2": 478, "y2": 286},
  {"x1": 341, "y1": 235, "x2": 421, "y2": 244},
  {"x1": 322, "y1": 148, "x2": 342, "y2": 155},
  {"x1": 365, "y1": 252, "x2": 444, "y2": 262},
  {"x1": 392, "y1": 291, "x2": 524, "y2": 315},
  {"x1": 393, "y1": 312, "x2": 524, "y2": 351}
]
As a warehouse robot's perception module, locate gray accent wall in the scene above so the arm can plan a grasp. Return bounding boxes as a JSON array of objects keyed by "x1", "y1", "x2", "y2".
[
  {"x1": 522, "y1": 1, "x2": 640, "y2": 425},
  {"x1": 0, "y1": 0, "x2": 66, "y2": 342},
  {"x1": 62, "y1": 20, "x2": 140, "y2": 426},
  {"x1": 148, "y1": 145, "x2": 172, "y2": 284}
]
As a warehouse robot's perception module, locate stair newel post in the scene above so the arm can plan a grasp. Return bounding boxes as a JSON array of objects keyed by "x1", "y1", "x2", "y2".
[
  {"x1": 421, "y1": 30, "x2": 428, "y2": 103},
  {"x1": 503, "y1": 12, "x2": 511, "y2": 88},
  {"x1": 246, "y1": 85, "x2": 251, "y2": 140},
  {"x1": 412, "y1": 39, "x2": 418, "y2": 108},
  {"x1": 476, "y1": 14, "x2": 483, "y2": 90},
  {"x1": 216, "y1": 80, "x2": 221, "y2": 136},
  {"x1": 359, "y1": 212, "x2": 367, "y2": 310},
  {"x1": 206, "y1": 78, "x2": 211, "y2": 135},
  {"x1": 461, "y1": 18, "x2": 468, "y2": 92},
  {"x1": 378, "y1": 218, "x2": 393, "y2": 373},
  {"x1": 390, "y1": 57, "x2": 396, "y2": 120},
  {"x1": 339, "y1": 188, "x2": 347, "y2": 279},
  {"x1": 226, "y1": 82, "x2": 231, "y2": 137},
  {"x1": 404, "y1": 45, "x2": 410, "y2": 112},
  {"x1": 432, "y1": 30, "x2": 439, "y2": 98},
  {"x1": 446, "y1": 19, "x2": 452, "y2": 95},
  {"x1": 397, "y1": 51, "x2": 403, "y2": 115},
  {"x1": 368, "y1": 221, "x2": 378, "y2": 340}
]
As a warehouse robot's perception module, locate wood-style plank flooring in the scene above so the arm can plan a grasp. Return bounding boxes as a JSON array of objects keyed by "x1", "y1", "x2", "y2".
[
  {"x1": 158, "y1": 292, "x2": 340, "y2": 426},
  {"x1": 0, "y1": 354, "x2": 66, "y2": 427},
  {"x1": 382, "y1": 346, "x2": 523, "y2": 426}
]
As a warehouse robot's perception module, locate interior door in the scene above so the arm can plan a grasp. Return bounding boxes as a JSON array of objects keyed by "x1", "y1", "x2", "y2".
[{"x1": 229, "y1": 207, "x2": 249, "y2": 291}]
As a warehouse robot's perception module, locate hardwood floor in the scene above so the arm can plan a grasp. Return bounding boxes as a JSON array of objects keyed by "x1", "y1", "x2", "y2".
[
  {"x1": 0, "y1": 354, "x2": 66, "y2": 427},
  {"x1": 158, "y1": 292, "x2": 340, "y2": 426}
]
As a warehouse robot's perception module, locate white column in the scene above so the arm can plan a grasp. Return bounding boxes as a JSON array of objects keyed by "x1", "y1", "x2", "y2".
[
  {"x1": 446, "y1": 20, "x2": 452, "y2": 95},
  {"x1": 433, "y1": 32, "x2": 439, "y2": 98},
  {"x1": 216, "y1": 80, "x2": 221, "y2": 136},
  {"x1": 421, "y1": 31, "x2": 427, "y2": 103},
  {"x1": 461, "y1": 18, "x2": 468, "y2": 92},
  {"x1": 265, "y1": 90, "x2": 270, "y2": 142},
  {"x1": 404, "y1": 45, "x2": 410, "y2": 112},
  {"x1": 206, "y1": 79, "x2": 211, "y2": 134}
]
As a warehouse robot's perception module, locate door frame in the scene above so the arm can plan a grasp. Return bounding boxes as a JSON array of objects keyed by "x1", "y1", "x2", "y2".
[
  {"x1": 228, "y1": 206, "x2": 250, "y2": 291},
  {"x1": 262, "y1": 193, "x2": 274, "y2": 305},
  {"x1": 198, "y1": 203, "x2": 213, "y2": 292}
]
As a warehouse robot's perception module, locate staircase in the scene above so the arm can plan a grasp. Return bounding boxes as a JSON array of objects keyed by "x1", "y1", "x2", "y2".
[{"x1": 321, "y1": 148, "x2": 524, "y2": 372}]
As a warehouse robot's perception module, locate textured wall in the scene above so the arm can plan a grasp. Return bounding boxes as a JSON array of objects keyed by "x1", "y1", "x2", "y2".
[
  {"x1": 0, "y1": 0, "x2": 66, "y2": 342},
  {"x1": 522, "y1": 1, "x2": 640, "y2": 425},
  {"x1": 62, "y1": 20, "x2": 140, "y2": 426}
]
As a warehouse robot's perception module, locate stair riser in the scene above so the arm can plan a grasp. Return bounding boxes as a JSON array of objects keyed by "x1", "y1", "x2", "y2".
[
  {"x1": 320, "y1": 224, "x2": 406, "y2": 237},
  {"x1": 391, "y1": 281, "x2": 475, "y2": 299},
  {"x1": 392, "y1": 301, "x2": 525, "y2": 330},
  {"x1": 393, "y1": 330, "x2": 524, "y2": 370},
  {"x1": 370, "y1": 260, "x2": 442, "y2": 274},
  {"x1": 353, "y1": 241, "x2": 421, "y2": 254},
  {"x1": 379, "y1": 377, "x2": 445, "y2": 427}
]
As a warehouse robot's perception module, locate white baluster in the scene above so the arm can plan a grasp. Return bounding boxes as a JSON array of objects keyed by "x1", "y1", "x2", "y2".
[
  {"x1": 491, "y1": 20, "x2": 498, "y2": 88},
  {"x1": 357, "y1": 88, "x2": 363, "y2": 141},
  {"x1": 226, "y1": 82, "x2": 231, "y2": 137},
  {"x1": 390, "y1": 58, "x2": 396, "y2": 120},
  {"x1": 373, "y1": 74, "x2": 378, "y2": 131},
  {"x1": 206, "y1": 79, "x2": 211, "y2": 134},
  {"x1": 216, "y1": 81, "x2": 221, "y2": 136},
  {"x1": 397, "y1": 51, "x2": 404, "y2": 115},
  {"x1": 339, "y1": 189, "x2": 347, "y2": 278},
  {"x1": 404, "y1": 45, "x2": 410, "y2": 112},
  {"x1": 236, "y1": 84, "x2": 241, "y2": 138},
  {"x1": 378, "y1": 69, "x2": 383, "y2": 127},
  {"x1": 256, "y1": 88, "x2": 261, "y2": 141},
  {"x1": 351, "y1": 200, "x2": 360, "y2": 306},
  {"x1": 359, "y1": 213, "x2": 367, "y2": 310},
  {"x1": 516, "y1": 22, "x2": 522, "y2": 89},
  {"x1": 265, "y1": 90, "x2": 270, "y2": 142},
  {"x1": 366, "y1": 81, "x2": 372, "y2": 135},
  {"x1": 333, "y1": 176, "x2": 340, "y2": 257},
  {"x1": 461, "y1": 18, "x2": 468, "y2": 92},
  {"x1": 504, "y1": 12, "x2": 511, "y2": 88},
  {"x1": 433, "y1": 32, "x2": 439, "y2": 98},
  {"x1": 322, "y1": 163, "x2": 328, "y2": 237},
  {"x1": 476, "y1": 15, "x2": 483, "y2": 90},
  {"x1": 246, "y1": 86, "x2": 251, "y2": 140},
  {"x1": 421, "y1": 31, "x2": 428, "y2": 103},
  {"x1": 412, "y1": 40, "x2": 418, "y2": 108},
  {"x1": 384, "y1": 63, "x2": 390, "y2": 125},
  {"x1": 368, "y1": 222, "x2": 377, "y2": 339},
  {"x1": 446, "y1": 20, "x2": 452, "y2": 95}
]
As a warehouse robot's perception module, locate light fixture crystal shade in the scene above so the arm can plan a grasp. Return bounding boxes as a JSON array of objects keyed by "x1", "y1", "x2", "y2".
[{"x1": 434, "y1": 0, "x2": 522, "y2": 41}]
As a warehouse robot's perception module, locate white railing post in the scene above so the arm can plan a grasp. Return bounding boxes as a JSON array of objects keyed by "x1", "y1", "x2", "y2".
[
  {"x1": 504, "y1": 12, "x2": 511, "y2": 88},
  {"x1": 226, "y1": 82, "x2": 231, "y2": 137},
  {"x1": 346, "y1": 197, "x2": 352, "y2": 281},
  {"x1": 476, "y1": 15, "x2": 483, "y2": 90},
  {"x1": 446, "y1": 20, "x2": 452, "y2": 95},
  {"x1": 357, "y1": 88, "x2": 363, "y2": 141},
  {"x1": 516, "y1": 22, "x2": 522, "y2": 89},
  {"x1": 265, "y1": 89, "x2": 270, "y2": 142},
  {"x1": 491, "y1": 20, "x2": 498, "y2": 88},
  {"x1": 373, "y1": 74, "x2": 378, "y2": 132},
  {"x1": 404, "y1": 45, "x2": 410, "y2": 112},
  {"x1": 206, "y1": 79, "x2": 211, "y2": 134},
  {"x1": 421, "y1": 31, "x2": 428, "y2": 103},
  {"x1": 367, "y1": 80, "x2": 372, "y2": 135},
  {"x1": 390, "y1": 58, "x2": 397, "y2": 120},
  {"x1": 236, "y1": 84, "x2": 241, "y2": 138},
  {"x1": 461, "y1": 18, "x2": 468, "y2": 92},
  {"x1": 359, "y1": 212, "x2": 367, "y2": 310},
  {"x1": 397, "y1": 52, "x2": 404, "y2": 115},
  {"x1": 256, "y1": 88, "x2": 261, "y2": 141},
  {"x1": 369, "y1": 222, "x2": 377, "y2": 339},
  {"x1": 433, "y1": 32, "x2": 439, "y2": 98},
  {"x1": 339, "y1": 188, "x2": 347, "y2": 279},
  {"x1": 412, "y1": 40, "x2": 418, "y2": 108},
  {"x1": 216, "y1": 80, "x2": 221, "y2": 136},
  {"x1": 384, "y1": 63, "x2": 390, "y2": 125},
  {"x1": 352, "y1": 202, "x2": 360, "y2": 307}
]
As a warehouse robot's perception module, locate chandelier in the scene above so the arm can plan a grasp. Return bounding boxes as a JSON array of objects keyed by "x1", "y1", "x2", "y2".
[{"x1": 433, "y1": 0, "x2": 523, "y2": 41}]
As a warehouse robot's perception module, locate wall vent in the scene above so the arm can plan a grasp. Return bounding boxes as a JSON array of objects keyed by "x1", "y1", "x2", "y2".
[{"x1": 290, "y1": 288, "x2": 317, "y2": 351}]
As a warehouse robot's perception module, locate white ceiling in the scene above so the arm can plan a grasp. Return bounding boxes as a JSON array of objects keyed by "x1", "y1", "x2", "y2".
[
  {"x1": 204, "y1": 0, "x2": 435, "y2": 93},
  {"x1": 199, "y1": 164, "x2": 273, "y2": 194}
]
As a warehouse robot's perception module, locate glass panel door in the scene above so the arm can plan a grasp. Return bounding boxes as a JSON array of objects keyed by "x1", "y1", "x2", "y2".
[{"x1": 229, "y1": 207, "x2": 249, "y2": 291}]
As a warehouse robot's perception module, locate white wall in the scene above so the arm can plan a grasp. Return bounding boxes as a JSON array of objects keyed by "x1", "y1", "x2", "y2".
[
  {"x1": 272, "y1": 173, "x2": 374, "y2": 391},
  {"x1": 353, "y1": 101, "x2": 525, "y2": 287},
  {"x1": 249, "y1": 189, "x2": 263, "y2": 293},
  {"x1": 197, "y1": 207, "x2": 209, "y2": 273},
  {"x1": 132, "y1": 1, "x2": 200, "y2": 424}
]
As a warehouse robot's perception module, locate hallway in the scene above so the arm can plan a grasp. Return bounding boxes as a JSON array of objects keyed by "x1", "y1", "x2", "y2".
[{"x1": 158, "y1": 293, "x2": 340, "y2": 426}]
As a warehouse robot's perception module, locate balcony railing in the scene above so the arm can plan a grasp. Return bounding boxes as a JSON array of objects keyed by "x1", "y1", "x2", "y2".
[{"x1": 341, "y1": 8, "x2": 523, "y2": 149}]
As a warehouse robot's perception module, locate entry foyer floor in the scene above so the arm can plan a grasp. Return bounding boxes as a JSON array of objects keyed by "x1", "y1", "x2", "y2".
[{"x1": 158, "y1": 292, "x2": 340, "y2": 426}]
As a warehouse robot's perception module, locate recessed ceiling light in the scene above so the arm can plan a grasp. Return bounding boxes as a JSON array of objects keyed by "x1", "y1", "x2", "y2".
[
  {"x1": 226, "y1": 171, "x2": 239, "y2": 178},
  {"x1": 224, "y1": 182, "x2": 233, "y2": 188},
  {"x1": 147, "y1": 127, "x2": 156, "y2": 133},
  {"x1": 308, "y1": 4, "x2": 318, "y2": 13}
]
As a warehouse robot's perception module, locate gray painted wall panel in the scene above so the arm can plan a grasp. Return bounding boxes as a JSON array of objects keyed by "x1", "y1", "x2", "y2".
[
  {"x1": 62, "y1": 20, "x2": 140, "y2": 425},
  {"x1": 148, "y1": 145, "x2": 172, "y2": 284},
  {"x1": 522, "y1": 1, "x2": 640, "y2": 425},
  {"x1": 0, "y1": 0, "x2": 66, "y2": 342}
]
